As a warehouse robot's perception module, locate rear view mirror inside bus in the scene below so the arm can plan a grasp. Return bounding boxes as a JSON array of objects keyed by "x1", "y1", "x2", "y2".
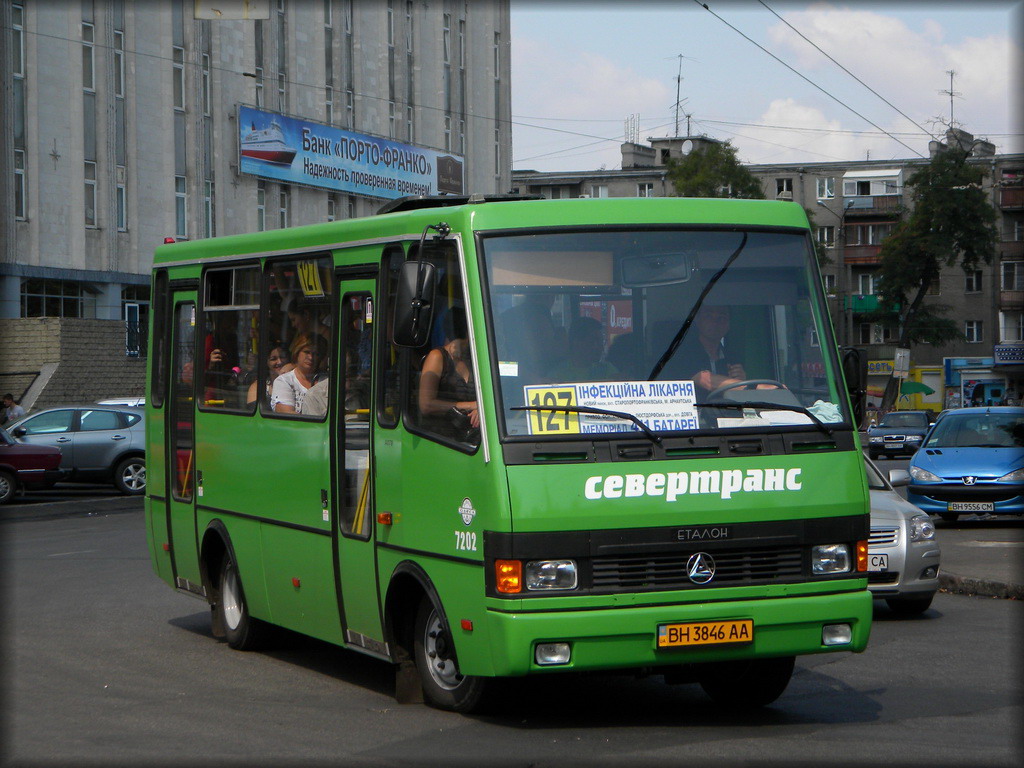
[{"x1": 392, "y1": 259, "x2": 438, "y2": 347}]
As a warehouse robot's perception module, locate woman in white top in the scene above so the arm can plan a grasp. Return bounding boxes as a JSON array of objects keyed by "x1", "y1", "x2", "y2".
[{"x1": 271, "y1": 337, "x2": 326, "y2": 414}]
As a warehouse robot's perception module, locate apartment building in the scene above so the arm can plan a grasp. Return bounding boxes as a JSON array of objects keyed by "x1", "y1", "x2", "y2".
[{"x1": 0, "y1": 0, "x2": 511, "y2": 408}]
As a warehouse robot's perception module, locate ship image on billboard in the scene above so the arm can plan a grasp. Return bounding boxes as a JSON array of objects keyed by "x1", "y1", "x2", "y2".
[{"x1": 238, "y1": 105, "x2": 464, "y2": 200}]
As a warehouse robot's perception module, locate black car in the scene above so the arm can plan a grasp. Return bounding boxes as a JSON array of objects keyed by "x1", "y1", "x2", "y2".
[{"x1": 866, "y1": 410, "x2": 932, "y2": 459}]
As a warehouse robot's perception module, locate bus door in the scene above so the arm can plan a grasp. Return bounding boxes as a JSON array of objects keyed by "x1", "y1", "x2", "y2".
[
  {"x1": 332, "y1": 280, "x2": 385, "y2": 653},
  {"x1": 166, "y1": 297, "x2": 202, "y2": 594}
]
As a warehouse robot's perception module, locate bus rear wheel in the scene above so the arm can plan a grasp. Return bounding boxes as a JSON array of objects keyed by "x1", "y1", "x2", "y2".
[
  {"x1": 698, "y1": 656, "x2": 795, "y2": 708},
  {"x1": 217, "y1": 555, "x2": 266, "y2": 651},
  {"x1": 413, "y1": 596, "x2": 487, "y2": 713}
]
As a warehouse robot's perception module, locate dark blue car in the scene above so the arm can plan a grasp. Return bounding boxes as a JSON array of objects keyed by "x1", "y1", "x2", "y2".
[{"x1": 907, "y1": 407, "x2": 1024, "y2": 522}]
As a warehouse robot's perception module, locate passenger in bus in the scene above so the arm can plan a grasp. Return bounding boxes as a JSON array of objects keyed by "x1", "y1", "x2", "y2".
[
  {"x1": 552, "y1": 317, "x2": 618, "y2": 383},
  {"x1": 246, "y1": 346, "x2": 290, "y2": 408},
  {"x1": 418, "y1": 307, "x2": 479, "y2": 440},
  {"x1": 271, "y1": 336, "x2": 328, "y2": 414},
  {"x1": 606, "y1": 332, "x2": 642, "y2": 379},
  {"x1": 286, "y1": 305, "x2": 330, "y2": 362}
]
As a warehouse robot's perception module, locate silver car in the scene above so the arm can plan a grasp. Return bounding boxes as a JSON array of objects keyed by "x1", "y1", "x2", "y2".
[
  {"x1": 9, "y1": 406, "x2": 146, "y2": 495},
  {"x1": 865, "y1": 456, "x2": 941, "y2": 615}
]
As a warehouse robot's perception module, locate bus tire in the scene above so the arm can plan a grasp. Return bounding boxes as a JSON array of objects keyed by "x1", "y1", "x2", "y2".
[
  {"x1": 217, "y1": 554, "x2": 266, "y2": 651},
  {"x1": 413, "y1": 595, "x2": 487, "y2": 713},
  {"x1": 698, "y1": 656, "x2": 795, "y2": 708}
]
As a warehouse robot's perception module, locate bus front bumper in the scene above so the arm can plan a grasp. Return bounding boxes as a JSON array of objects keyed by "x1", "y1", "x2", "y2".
[{"x1": 482, "y1": 588, "x2": 872, "y2": 677}]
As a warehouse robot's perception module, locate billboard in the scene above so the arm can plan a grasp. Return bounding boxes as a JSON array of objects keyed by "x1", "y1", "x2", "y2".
[{"x1": 238, "y1": 106, "x2": 464, "y2": 200}]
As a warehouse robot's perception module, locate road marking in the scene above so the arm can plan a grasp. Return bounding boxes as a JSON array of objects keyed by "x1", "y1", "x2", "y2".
[{"x1": 48, "y1": 550, "x2": 98, "y2": 557}]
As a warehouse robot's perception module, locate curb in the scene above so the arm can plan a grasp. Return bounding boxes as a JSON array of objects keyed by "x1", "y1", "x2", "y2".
[
  {"x1": 939, "y1": 571, "x2": 1023, "y2": 600},
  {"x1": 0, "y1": 496, "x2": 143, "y2": 524}
]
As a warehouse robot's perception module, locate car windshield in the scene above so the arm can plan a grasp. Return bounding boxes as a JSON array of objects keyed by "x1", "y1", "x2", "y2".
[
  {"x1": 879, "y1": 412, "x2": 929, "y2": 428},
  {"x1": 480, "y1": 228, "x2": 848, "y2": 438},
  {"x1": 924, "y1": 411, "x2": 1024, "y2": 448}
]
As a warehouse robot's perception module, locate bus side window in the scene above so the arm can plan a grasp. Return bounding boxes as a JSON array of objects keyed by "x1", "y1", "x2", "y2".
[
  {"x1": 264, "y1": 256, "x2": 334, "y2": 418},
  {"x1": 200, "y1": 265, "x2": 260, "y2": 412},
  {"x1": 403, "y1": 243, "x2": 480, "y2": 449},
  {"x1": 377, "y1": 245, "x2": 405, "y2": 429}
]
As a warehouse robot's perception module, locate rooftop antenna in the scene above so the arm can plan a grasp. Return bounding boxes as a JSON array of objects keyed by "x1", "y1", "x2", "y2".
[
  {"x1": 669, "y1": 53, "x2": 696, "y2": 137},
  {"x1": 939, "y1": 69, "x2": 962, "y2": 128}
]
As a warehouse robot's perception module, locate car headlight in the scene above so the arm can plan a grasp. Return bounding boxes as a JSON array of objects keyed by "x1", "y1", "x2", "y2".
[
  {"x1": 524, "y1": 560, "x2": 578, "y2": 591},
  {"x1": 909, "y1": 466, "x2": 941, "y2": 482},
  {"x1": 869, "y1": 436, "x2": 883, "y2": 443},
  {"x1": 997, "y1": 468, "x2": 1024, "y2": 482},
  {"x1": 811, "y1": 544, "x2": 850, "y2": 574},
  {"x1": 908, "y1": 514, "x2": 935, "y2": 542}
]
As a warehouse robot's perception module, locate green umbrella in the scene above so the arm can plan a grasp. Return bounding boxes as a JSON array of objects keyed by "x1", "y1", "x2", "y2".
[{"x1": 900, "y1": 381, "x2": 935, "y2": 395}]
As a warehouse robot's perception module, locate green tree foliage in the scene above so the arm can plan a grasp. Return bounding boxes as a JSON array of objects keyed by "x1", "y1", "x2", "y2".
[
  {"x1": 666, "y1": 141, "x2": 765, "y2": 199},
  {"x1": 874, "y1": 146, "x2": 998, "y2": 408}
]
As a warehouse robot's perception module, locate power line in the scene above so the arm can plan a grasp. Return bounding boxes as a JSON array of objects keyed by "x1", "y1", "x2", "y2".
[
  {"x1": 757, "y1": 0, "x2": 936, "y2": 139},
  {"x1": 692, "y1": 0, "x2": 926, "y2": 158}
]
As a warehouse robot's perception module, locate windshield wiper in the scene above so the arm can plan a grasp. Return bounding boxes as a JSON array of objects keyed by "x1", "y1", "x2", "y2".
[
  {"x1": 511, "y1": 405, "x2": 662, "y2": 445},
  {"x1": 695, "y1": 400, "x2": 834, "y2": 437},
  {"x1": 647, "y1": 232, "x2": 748, "y2": 381}
]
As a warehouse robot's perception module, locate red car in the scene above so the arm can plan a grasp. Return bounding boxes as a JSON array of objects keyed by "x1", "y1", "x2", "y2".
[{"x1": 0, "y1": 424, "x2": 63, "y2": 504}]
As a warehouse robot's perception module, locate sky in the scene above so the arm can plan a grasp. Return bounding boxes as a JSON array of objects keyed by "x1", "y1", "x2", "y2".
[{"x1": 510, "y1": 1, "x2": 1023, "y2": 172}]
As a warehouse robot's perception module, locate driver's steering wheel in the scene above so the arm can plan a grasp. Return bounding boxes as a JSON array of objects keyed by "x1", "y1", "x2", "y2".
[{"x1": 706, "y1": 378, "x2": 787, "y2": 401}]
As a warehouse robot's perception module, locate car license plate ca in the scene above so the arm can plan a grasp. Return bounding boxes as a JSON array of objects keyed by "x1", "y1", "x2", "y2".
[
  {"x1": 868, "y1": 553, "x2": 888, "y2": 571},
  {"x1": 948, "y1": 502, "x2": 994, "y2": 512},
  {"x1": 657, "y1": 619, "x2": 753, "y2": 648}
]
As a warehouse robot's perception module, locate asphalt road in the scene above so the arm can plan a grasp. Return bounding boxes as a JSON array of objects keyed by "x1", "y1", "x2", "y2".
[{"x1": 4, "y1": 505, "x2": 1022, "y2": 767}]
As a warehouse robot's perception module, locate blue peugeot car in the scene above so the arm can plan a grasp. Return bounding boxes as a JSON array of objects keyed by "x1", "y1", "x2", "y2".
[{"x1": 907, "y1": 407, "x2": 1024, "y2": 522}]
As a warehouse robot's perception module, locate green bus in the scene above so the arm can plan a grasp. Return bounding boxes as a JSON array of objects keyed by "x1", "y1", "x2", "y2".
[{"x1": 144, "y1": 195, "x2": 872, "y2": 712}]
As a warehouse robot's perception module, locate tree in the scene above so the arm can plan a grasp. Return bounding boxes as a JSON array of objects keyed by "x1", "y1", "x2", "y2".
[
  {"x1": 873, "y1": 145, "x2": 998, "y2": 410},
  {"x1": 666, "y1": 141, "x2": 764, "y2": 199}
]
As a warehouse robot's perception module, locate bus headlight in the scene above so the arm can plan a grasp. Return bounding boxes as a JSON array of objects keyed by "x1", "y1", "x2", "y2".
[
  {"x1": 525, "y1": 560, "x2": 578, "y2": 591},
  {"x1": 811, "y1": 544, "x2": 851, "y2": 574}
]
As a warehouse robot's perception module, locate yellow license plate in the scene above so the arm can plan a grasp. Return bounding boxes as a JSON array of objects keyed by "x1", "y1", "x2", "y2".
[{"x1": 657, "y1": 619, "x2": 754, "y2": 648}]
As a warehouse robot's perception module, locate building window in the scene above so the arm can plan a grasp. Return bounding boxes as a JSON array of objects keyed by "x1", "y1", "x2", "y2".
[
  {"x1": 847, "y1": 223, "x2": 893, "y2": 246},
  {"x1": 775, "y1": 178, "x2": 793, "y2": 199},
  {"x1": 637, "y1": 183, "x2": 654, "y2": 198},
  {"x1": 494, "y1": 129, "x2": 500, "y2": 175},
  {"x1": 926, "y1": 278, "x2": 941, "y2": 296},
  {"x1": 406, "y1": 106, "x2": 414, "y2": 142},
  {"x1": 325, "y1": 86, "x2": 333, "y2": 124},
  {"x1": 279, "y1": 186, "x2": 290, "y2": 229},
  {"x1": 1002, "y1": 261, "x2": 1024, "y2": 291},
  {"x1": 389, "y1": 102, "x2": 396, "y2": 138},
  {"x1": 1000, "y1": 312, "x2": 1024, "y2": 343},
  {"x1": 327, "y1": 196, "x2": 336, "y2": 221},
  {"x1": 857, "y1": 273, "x2": 874, "y2": 295},
  {"x1": 204, "y1": 181, "x2": 215, "y2": 238},
  {"x1": 345, "y1": 90, "x2": 354, "y2": 128},
  {"x1": 201, "y1": 53, "x2": 211, "y2": 116},
  {"x1": 387, "y1": 0, "x2": 394, "y2": 46},
  {"x1": 175, "y1": 176, "x2": 187, "y2": 238},
  {"x1": 965, "y1": 269, "x2": 983, "y2": 293},
  {"x1": 843, "y1": 177, "x2": 899, "y2": 196},
  {"x1": 816, "y1": 226, "x2": 835, "y2": 247},
  {"x1": 116, "y1": 180, "x2": 127, "y2": 231},
  {"x1": 857, "y1": 323, "x2": 872, "y2": 345},
  {"x1": 12, "y1": 4, "x2": 24, "y2": 77},
  {"x1": 278, "y1": 72, "x2": 287, "y2": 112},
  {"x1": 965, "y1": 320, "x2": 984, "y2": 343},
  {"x1": 406, "y1": 1, "x2": 414, "y2": 52},
  {"x1": 114, "y1": 30, "x2": 125, "y2": 97},
  {"x1": 823, "y1": 273, "x2": 837, "y2": 296},
  {"x1": 82, "y1": 22, "x2": 95, "y2": 91},
  {"x1": 256, "y1": 181, "x2": 266, "y2": 231},
  {"x1": 589, "y1": 185, "x2": 608, "y2": 199},
  {"x1": 14, "y1": 149, "x2": 26, "y2": 220},
  {"x1": 444, "y1": 115, "x2": 451, "y2": 151},
  {"x1": 816, "y1": 177, "x2": 834, "y2": 200},
  {"x1": 172, "y1": 46, "x2": 185, "y2": 110},
  {"x1": 443, "y1": 14, "x2": 451, "y2": 64},
  {"x1": 84, "y1": 161, "x2": 97, "y2": 227},
  {"x1": 21, "y1": 278, "x2": 96, "y2": 318}
]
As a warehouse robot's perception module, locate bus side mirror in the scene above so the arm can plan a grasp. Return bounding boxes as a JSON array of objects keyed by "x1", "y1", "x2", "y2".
[
  {"x1": 392, "y1": 260, "x2": 437, "y2": 348},
  {"x1": 841, "y1": 346, "x2": 867, "y2": 427}
]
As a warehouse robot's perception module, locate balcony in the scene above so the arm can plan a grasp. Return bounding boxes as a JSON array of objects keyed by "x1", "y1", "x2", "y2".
[
  {"x1": 844, "y1": 245, "x2": 883, "y2": 265},
  {"x1": 844, "y1": 195, "x2": 903, "y2": 216},
  {"x1": 1000, "y1": 290, "x2": 1024, "y2": 310},
  {"x1": 999, "y1": 241, "x2": 1024, "y2": 258},
  {"x1": 999, "y1": 187, "x2": 1024, "y2": 209}
]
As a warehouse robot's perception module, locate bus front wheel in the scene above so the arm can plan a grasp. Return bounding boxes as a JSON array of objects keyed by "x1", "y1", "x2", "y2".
[
  {"x1": 217, "y1": 555, "x2": 266, "y2": 651},
  {"x1": 698, "y1": 656, "x2": 795, "y2": 707},
  {"x1": 413, "y1": 596, "x2": 487, "y2": 713}
]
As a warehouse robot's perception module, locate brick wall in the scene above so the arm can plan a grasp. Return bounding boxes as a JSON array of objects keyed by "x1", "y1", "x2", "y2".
[{"x1": 0, "y1": 318, "x2": 146, "y2": 410}]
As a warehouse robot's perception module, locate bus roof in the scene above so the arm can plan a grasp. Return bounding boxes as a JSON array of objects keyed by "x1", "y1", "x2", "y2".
[{"x1": 152, "y1": 197, "x2": 811, "y2": 267}]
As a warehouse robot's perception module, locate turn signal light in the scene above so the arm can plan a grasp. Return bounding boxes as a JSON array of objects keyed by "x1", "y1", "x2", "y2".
[
  {"x1": 495, "y1": 560, "x2": 522, "y2": 593},
  {"x1": 856, "y1": 540, "x2": 869, "y2": 572}
]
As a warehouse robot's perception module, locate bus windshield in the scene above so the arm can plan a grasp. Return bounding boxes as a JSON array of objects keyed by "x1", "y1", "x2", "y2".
[{"x1": 480, "y1": 228, "x2": 848, "y2": 439}]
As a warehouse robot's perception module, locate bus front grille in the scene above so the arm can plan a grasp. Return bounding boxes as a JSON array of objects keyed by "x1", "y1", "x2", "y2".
[{"x1": 591, "y1": 547, "x2": 804, "y2": 591}]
